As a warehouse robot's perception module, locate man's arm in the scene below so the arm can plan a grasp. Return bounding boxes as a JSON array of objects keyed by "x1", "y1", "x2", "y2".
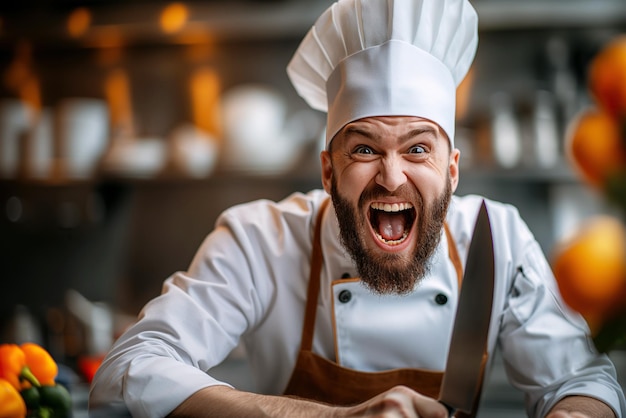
[
  {"x1": 547, "y1": 396, "x2": 617, "y2": 418},
  {"x1": 168, "y1": 385, "x2": 449, "y2": 418},
  {"x1": 170, "y1": 389, "x2": 618, "y2": 418}
]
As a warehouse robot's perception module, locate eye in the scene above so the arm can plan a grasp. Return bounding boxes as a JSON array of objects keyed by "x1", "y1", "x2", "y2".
[
  {"x1": 408, "y1": 145, "x2": 426, "y2": 154},
  {"x1": 353, "y1": 145, "x2": 374, "y2": 155}
]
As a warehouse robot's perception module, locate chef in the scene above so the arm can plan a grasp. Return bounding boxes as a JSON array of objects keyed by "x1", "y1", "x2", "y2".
[{"x1": 89, "y1": 0, "x2": 625, "y2": 417}]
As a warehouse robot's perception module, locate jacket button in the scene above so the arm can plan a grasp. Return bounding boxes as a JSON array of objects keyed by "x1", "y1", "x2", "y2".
[
  {"x1": 435, "y1": 293, "x2": 448, "y2": 305},
  {"x1": 338, "y1": 290, "x2": 352, "y2": 303}
]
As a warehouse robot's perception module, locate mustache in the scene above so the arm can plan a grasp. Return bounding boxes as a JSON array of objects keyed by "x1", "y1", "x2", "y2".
[{"x1": 358, "y1": 183, "x2": 422, "y2": 208}]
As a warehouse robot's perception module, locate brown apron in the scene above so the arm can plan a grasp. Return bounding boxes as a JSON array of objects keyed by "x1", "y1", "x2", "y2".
[{"x1": 283, "y1": 199, "x2": 485, "y2": 417}]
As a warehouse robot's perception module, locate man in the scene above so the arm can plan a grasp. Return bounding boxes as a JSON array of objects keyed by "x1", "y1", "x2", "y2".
[{"x1": 90, "y1": 0, "x2": 625, "y2": 417}]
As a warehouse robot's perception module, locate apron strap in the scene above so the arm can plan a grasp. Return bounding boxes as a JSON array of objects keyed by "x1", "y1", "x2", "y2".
[
  {"x1": 300, "y1": 198, "x2": 330, "y2": 351},
  {"x1": 300, "y1": 199, "x2": 462, "y2": 352},
  {"x1": 444, "y1": 223, "x2": 463, "y2": 289}
]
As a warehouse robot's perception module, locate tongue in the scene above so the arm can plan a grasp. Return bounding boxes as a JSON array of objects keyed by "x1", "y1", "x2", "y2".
[{"x1": 378, "y1": 212, "x2": 406, "y2": 241}]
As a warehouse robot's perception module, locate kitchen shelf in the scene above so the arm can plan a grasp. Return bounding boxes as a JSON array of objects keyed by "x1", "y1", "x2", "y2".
[
  {"x1": 0, "y1": 161, "x2": 580, "y2": 194},
  {"x1": 460, "y1": 162, "x2": 579, "y2": 183},
  {"x1": 0, "y1": 0, "x2": 625, "y2": 49},
  {"x1": 474, "y1": 0, "x2": 626, "y2": 31},
  {"x1": 0, "y1": 1, "x2": 335, "y2": 48}
]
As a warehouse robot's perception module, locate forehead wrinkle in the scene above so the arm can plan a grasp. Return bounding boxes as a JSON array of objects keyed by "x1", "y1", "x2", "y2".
[
  {"x1": 399, "y1": 127, "x2": 437, "y2": 142},
  {"x1": 342, "y1": 125, "x2": 379, "y2": 140},
  {"x1": 336, "y1": 120, "x2": 443, "y2": 151},
  {"x1": 345, "y1": 125, "x2": 436, "y2": 144}
]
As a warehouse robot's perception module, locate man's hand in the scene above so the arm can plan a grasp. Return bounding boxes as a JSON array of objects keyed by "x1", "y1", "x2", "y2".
[
  {"x1": 339, "y1": 385, "x2": 448, "y2": 418},
  {"x1": 546, "y1": 396, "x2": 616, "y2": 418}
]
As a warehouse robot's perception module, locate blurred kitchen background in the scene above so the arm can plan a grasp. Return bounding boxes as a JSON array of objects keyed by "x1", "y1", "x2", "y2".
[{"x1": 0, "y1": 0, "x2": 624, "y2": 415}]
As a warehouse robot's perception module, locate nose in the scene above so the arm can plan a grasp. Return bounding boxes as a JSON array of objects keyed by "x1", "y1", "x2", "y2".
[{"x1": 375, "y1": 157, "x2": 407, "y2": 192}]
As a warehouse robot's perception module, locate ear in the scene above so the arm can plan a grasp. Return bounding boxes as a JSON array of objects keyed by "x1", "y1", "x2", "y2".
[
  {"x1": 320, "y1": 150, "x2": 333, "y2": 194},
  {"x1": 449, "y1": 148, "x2": 460, "y2": 192}
]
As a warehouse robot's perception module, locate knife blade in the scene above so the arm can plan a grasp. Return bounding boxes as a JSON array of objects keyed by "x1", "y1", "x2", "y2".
[{"x1": 439, "y1": 200, "x2": 495, "y2": 417}]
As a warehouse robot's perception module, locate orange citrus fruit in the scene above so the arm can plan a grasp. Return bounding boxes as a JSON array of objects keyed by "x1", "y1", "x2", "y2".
[
  {"x1": 565, "y1": 108, "x2": 626, "y2": 188},
  {"x1": 589, "y1": 35, "x2": 626, "y2": 119},
  {"x1": 552, "y1": 216, "x2": 626, "y2": 327}
]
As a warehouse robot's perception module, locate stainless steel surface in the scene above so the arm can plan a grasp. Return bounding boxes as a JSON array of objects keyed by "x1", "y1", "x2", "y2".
[{"x1": 439, "y1": 201, "x2": 495, "y2": 414}]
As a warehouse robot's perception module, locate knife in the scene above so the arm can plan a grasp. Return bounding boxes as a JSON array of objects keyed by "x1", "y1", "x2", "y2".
[{"x1": 439, "y1": 200, "x2": 495, "y2": 417}]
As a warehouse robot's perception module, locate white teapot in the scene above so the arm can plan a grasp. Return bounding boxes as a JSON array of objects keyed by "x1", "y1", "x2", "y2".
[{"x1": 220, "y1": 84, "x2": 321, "y2": 175}]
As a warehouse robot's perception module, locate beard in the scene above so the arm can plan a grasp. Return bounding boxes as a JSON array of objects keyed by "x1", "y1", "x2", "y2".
[{"x1": 330, "y1": 175, "x2": 452, "y2": 295}]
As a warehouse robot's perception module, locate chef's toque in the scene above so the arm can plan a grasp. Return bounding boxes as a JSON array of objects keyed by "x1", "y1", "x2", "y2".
[{"x1": 287, "y1": 0, "x2": 478, "y2": 147}]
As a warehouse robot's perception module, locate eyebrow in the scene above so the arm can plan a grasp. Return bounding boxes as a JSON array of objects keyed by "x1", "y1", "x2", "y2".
[{"x1": 343, "y1": 125, "x2": 375, "y2": 139}]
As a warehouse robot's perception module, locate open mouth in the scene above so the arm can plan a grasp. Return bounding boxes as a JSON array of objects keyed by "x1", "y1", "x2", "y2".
[{"x1": 369, "y1": 202, "x2": 416, "y2": 246}]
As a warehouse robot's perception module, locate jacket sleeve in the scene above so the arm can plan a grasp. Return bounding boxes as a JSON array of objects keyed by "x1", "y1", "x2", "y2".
[
  {"x1": 88, "y1": 208, "x2": 279, "y2": 417},
  {"x1": 88, "y1": 192, "x2": 319, "y2": 417},
  {"x1": 498, "y1": 234, "x2": 626, "y2": 417}
]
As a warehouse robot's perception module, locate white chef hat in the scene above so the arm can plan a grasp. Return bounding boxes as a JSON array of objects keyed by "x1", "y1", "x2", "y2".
[{"x1": 287, "y1": 0, "x2": 478, "y2": 148}]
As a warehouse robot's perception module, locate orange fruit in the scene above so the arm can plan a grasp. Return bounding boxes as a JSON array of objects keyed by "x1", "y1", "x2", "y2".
[
  {"x1": 552, "y1": 216, "x2": 626, "y2": 326},
  {"x1": 565, "y1": 108, "x2": 626, "y2": 188},
  {"x1": 589, "y1": 35, "x2": 626, "y2": 118}
]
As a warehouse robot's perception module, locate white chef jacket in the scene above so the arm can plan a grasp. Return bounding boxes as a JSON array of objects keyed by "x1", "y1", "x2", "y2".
[{"x1": 89, "y1": 190, "x2": 625, "y2": 417}]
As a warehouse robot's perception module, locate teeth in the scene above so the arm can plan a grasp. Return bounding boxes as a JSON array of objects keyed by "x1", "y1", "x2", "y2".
[
  {"x1": 370, "y1": 202, "x2": 414, "y2": 212},
  {"x1": 375, "y1": 230, "x2": 409, "y2": 245}
]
